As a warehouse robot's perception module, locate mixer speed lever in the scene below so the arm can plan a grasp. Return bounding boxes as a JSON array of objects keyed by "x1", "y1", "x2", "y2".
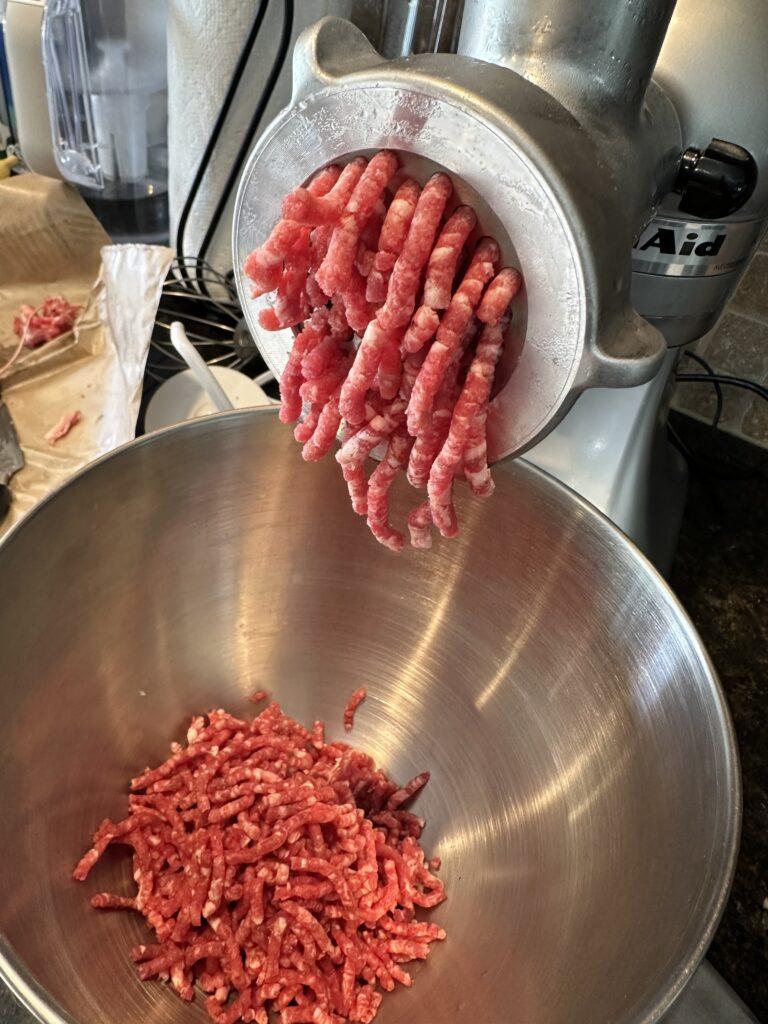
[{"x1": 675, "y1": 139, "x2": 757, "y2": 219}]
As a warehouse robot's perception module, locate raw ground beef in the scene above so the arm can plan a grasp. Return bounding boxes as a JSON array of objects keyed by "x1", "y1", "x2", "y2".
[{"x1": 73, "y1": 698, "x2": 446, "y2": 1024}]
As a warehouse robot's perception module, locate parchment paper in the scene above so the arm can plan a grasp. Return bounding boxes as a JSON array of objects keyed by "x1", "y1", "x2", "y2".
[{"x1": 0, "y1": 173, "x2": 174, "y2": 538}]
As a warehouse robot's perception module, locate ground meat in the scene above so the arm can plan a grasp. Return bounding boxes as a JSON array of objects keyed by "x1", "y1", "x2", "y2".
[
  {"x1": 315, "y1": 151, "x2": 399, "y2": 298},
  {"x1": 73, "y1": 698, "x2": 445, "y2": 1024},
  {"x1": 343, "y1": 688, "x2": 367, "y2": 732},
  {"x1": 406, "y1": 500, "x2": 434, "y2": 549},
  {"x1": 244, "y1": 153, "x2": 524, "y2": 550},
  {"x1": 428, "y1": 313, "x2": 513, "y2": 536},
  {"x1": 401, "y1": 305, "x2": 439, "y2": 355},
  {"x1": 366, "y1": 428, "x2": 412, "y2": 552},
  {"x1": 422, "y1": 205, "x2": 477, "y2": 311},
  {"x1": 45, "y1": 410, "x2": 82, "y2": 445},
  {"x1": 12, "y1": 295, "x2": 80, "y2": 349},
  {"x1": 365, "y1": 180, "x2": 419, "y2": 304}
]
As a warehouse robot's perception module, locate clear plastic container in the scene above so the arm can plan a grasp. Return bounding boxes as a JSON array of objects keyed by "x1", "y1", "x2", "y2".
[{"x1": 42, "y1": 0, "x2": 169, "y2": 241}]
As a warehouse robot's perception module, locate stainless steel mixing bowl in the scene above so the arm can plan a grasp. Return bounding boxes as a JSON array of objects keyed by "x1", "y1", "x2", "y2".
[{"x1": 0, "y1": 409, "x2": 739, "y2": 1024}]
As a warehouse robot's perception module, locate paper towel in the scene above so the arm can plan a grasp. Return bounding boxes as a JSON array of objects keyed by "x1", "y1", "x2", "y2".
[
  {"x1": 167, "y1": 0, "x2": 353, "y2": 275},
  {"x1": 94, "y1": 244, "x2": 176, "y2": 452}
]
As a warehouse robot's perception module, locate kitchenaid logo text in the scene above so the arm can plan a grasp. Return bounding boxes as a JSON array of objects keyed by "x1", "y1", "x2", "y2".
[
  {"x1": 635, "y1": 228, "x2": 725, "y2": 258},
  {"x1": 631, "y1": 216, "x2": 764, "y2": 278}
]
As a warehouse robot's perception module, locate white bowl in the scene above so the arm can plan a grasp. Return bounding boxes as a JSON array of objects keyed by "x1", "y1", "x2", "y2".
[{"x1": 145, "y1": 366, "x2": 274, "y2": 433}]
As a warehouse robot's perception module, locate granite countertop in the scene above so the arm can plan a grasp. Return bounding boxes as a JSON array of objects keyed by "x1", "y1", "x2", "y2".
[
  {"x1": 2, "y1": 416, "x2": 766, "y2": 1024},
  {"x1": 670, "y1": 415, "x2": 768, "y2": 1022}
]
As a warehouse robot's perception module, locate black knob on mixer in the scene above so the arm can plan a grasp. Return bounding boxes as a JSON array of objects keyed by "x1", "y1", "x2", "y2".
[{"x1": 674, "y1": 139, "x2": 757, "y2": 219}]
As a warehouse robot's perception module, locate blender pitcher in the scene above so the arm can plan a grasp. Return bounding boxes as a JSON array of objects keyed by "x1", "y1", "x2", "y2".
[{"x1": 2, "y1": 0, "x2": 168, "y2": 242}]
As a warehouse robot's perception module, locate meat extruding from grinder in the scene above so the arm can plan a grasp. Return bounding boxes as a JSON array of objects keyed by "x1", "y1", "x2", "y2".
[{"x1": 244, "y1": 151, "x2": 523, "y2": 550}]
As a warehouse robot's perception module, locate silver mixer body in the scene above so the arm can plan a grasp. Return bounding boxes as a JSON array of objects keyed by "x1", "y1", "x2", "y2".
[
  {"x1": 456, "y1": 0, "x2": 768, "y2": 350},
  {"x1": 523, "y1": 0, "x2": 768, "y2": 569},
  {"x1": 633, "y1": 0, "x2": 768, "y2": 346}
]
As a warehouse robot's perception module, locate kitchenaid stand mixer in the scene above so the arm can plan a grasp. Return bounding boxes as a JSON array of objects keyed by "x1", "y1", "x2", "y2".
[
  {"x1": 234, "y1": 0, "x2": 768, "y2": 576},
  {"x1": 523, "y1": 0, "x2": 768, "y2": 572}
]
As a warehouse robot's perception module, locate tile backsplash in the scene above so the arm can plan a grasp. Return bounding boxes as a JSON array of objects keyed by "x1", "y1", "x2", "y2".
[{"x1": 672, "y1": 233, "x2": 768, "y2": 448}]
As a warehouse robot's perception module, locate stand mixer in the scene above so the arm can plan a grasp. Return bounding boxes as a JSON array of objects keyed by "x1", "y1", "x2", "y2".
[
  {"x1": 524, "y1": 0, "x2": 768, "y2": 572},
  {"x1": 229, "y1": 2, "x2": 768, "y2": 1017},
  {"x1": 233, "y1": 0, "x2": 768, "y2": 576}
]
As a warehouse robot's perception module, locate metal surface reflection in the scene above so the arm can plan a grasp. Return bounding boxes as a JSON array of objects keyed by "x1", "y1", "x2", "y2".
[{"x1": 0, "y1": 409, "x2": 739, "y2": 1024}]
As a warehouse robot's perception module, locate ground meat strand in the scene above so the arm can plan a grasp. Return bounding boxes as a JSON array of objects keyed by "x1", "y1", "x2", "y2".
[
  {"x1": 407, "y1": 500, "x2": 433, "y2": 549},
  {"x1": 73, "y1": 700, "x2": 444, "y2": 1024},
  {"x1": 259, "y1": 246, "x2": 311, "y2": 330},
  {"x1": 378, "y1": 173, "x2": 452, "y2": 331},
  {"x1": 365, "y1": 180, "x2": 420, "y2": 304},
  {"x1": 463, "y1": 412, "x2": 494, "y2": 497},
  {"x1": 343, "y1": 688, "x2": 367, "y2": 731},
  {"x1": 294, "y1": 404, "x2": 322, "y2": 444},
  {"x1": 279, "y1": 311, "x2": 330, "y2": 424},
  {"x1": 376, "y1": 332, "x2": 404, "y2": 401},
  {"x1": 282, "y1": 158, "x2": 367, "y2": 229},
  {"x1": 407, "y1": 237, "x2": 499, "y2": 437},
  {"x1": 401, "y1": 305, "x2": 439, "y2": 356},
  {"x1": 476, "y1": 267, "x2": 523, "y2": 326},
  {"x1": 428, "y1": 312, "x2": 510, "y2": 535},
  {"x1": 422, "y1": 205, "x2": 477, "y2": 310},
  {"x1": 335, "y1": 401, "x2": 405, "y2": 468},
  {"x1": 302, "y1": 391, "x2": 343, "y2": 462},
  {"x1": 342, "y1": 462, "x2": 369, "y2": 516},
  {"x1": 245, "y1": 221, "x2": 310, "y2": 300},
  {"x1": 338, "y1": 269, "x2": 374, "y2": 335},
  {"x1": 45, "y1": 409, "x2": 83, "y2": 445},
  {"x1": 406, "y1": 351, "x2": 463, "y2": 489},
  {"x1": 245, "y1": 167, "x2": 340, "y2": 295},
  {"x1": 339, "y1": 320, "x2": 403, "y2": 426},
  {"x1": 315, "y1": 151, "x2": 399, "y2": 298},
  {"x1": 302, "y1": 332, "x2": 343, "y2": 381},
  {"x1": 299, "y1": 355, "x2": 353, "y2": 407},
  {"x1": 355, "y1": 199, "x2": 386, "y2": 278},
  {"x1": 366, "y1": 426, "x2": 413, "y2": 552}
]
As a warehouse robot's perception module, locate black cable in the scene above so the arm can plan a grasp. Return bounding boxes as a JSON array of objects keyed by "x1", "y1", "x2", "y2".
[
  {"x1": 669, "y1": 415, "x2": 768, "y2": 480},
  {"x1": 667, "y1": 419, "x2": 692, "y2": 461},
  {"x1": 195, "y1": 0, "x2": 295, "y2": 293},
  {"x1": 681, "y1": 350, "x2": 723, "y2": 428},
  {"x1": 174, "y1": 0, "x2": 270, "y2": 287},
  {"x1": 675, "y1": 372, "x2": 768, "y2": 402},
  {"x1": 671, "y1": 367, "x2": 768, "y2": 479}
]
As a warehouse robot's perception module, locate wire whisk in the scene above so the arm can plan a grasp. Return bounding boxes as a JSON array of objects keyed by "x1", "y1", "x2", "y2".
[{"x1": 148, "y1": 257, "x2": 268, "y2": 386}]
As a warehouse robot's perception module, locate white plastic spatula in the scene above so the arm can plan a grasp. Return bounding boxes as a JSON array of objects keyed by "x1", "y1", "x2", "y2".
[{"x1": 170, "y1": 321, "x2": 234, "y2": 413}]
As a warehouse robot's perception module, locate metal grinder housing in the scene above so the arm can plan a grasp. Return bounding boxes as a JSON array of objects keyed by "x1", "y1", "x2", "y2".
[{"x1": 234, "y1": 0, "x2": 688, "y2": 462}]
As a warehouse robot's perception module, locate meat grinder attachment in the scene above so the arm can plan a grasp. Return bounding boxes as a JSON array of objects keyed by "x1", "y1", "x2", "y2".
[{"x1": 233, "y1": 4, "x2": 683, "y2": 462}]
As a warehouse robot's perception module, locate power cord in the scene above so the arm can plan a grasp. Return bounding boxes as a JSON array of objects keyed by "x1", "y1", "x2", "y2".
[
  {"x1": 678, "y1": 350, "x2": 723, "y2": 427},
  {"x1": 195, "y1": 0, "x2": 295, "y2": 293},
  {"x1": 675, "y1": 372, "x2": 768, "y2": 403},
  {"x1": 671, "y1": 350, "x2": 768, "y2": 479},
  {"x1": 174, "y1": 0, "x2": 272, "y2": 294}
]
